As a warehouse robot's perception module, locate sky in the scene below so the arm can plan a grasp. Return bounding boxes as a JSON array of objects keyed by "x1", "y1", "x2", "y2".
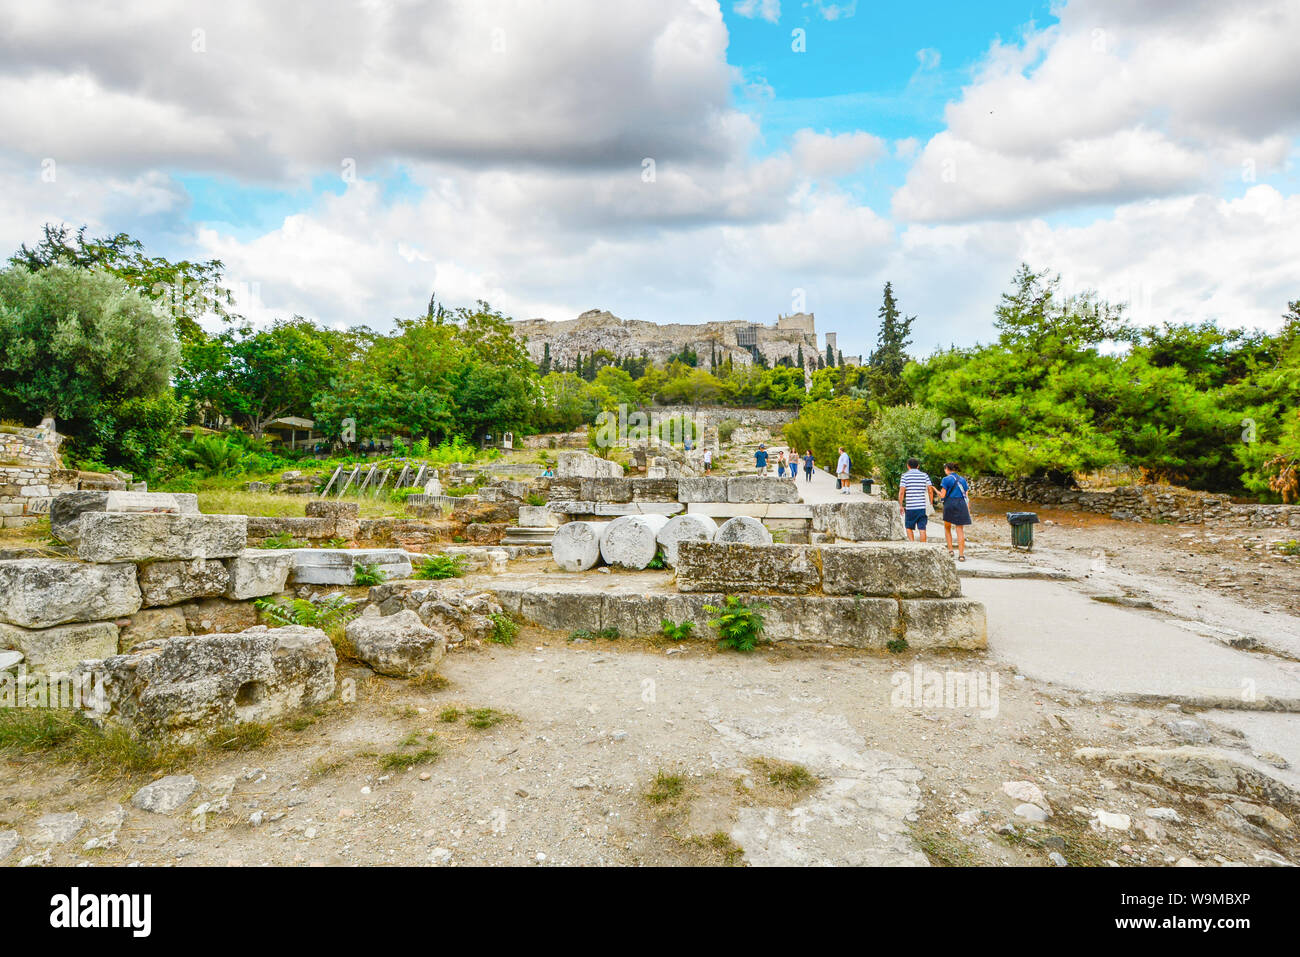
[{"x1": 0, "y1": 0, "x2": 1297, "y2": 359}]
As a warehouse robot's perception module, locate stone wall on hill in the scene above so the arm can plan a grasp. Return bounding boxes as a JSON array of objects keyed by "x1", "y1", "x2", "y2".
[{"x1": 969, "y1": 476, "x2": 1300, "y2": 530}]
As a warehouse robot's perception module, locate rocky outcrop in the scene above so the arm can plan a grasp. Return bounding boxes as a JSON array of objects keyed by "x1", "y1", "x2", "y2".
[{"x1": 367, "y1": 581, "x2": 504, "y2": 647}]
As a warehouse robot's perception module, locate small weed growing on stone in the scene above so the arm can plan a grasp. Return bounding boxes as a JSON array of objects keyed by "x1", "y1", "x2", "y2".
[
  {"x1": 646, "y1": 548, "x2": 668, "y2": 569},
  {"x1": 257, "y1": 532, "x2": 303, "y2": 549},
  {"x1": 255, "y1": 594, "x2": 358, "y2": 630},
  {"x1": 886, "y1": 636, "x2": 909, "y2": 654},
  {"x1": 660, "y1": 619, "x2": 694, "y2": 642}
]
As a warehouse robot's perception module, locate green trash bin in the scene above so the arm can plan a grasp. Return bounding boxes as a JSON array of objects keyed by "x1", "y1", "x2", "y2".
[{"x1": 1007, "y1": 512, "x2": 1039, "y2": 549}]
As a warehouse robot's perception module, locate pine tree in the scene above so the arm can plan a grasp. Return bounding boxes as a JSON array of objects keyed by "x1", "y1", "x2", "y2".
[
  {"x1": 797, "y1": 343, "x2": 804, "y2": 368},
  {"x1": 869, "y1": 281, "x2": 915, "y2": 379},
  {"x1": 826, "y1": 343, "x2": 836, "y2": 368},
  {"x1": 540, "y1": 341, "x2": 551, "y2": 375}
]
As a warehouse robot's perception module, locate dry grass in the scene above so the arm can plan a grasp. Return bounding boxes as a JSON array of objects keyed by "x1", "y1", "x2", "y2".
[{"x1": 196, "y1": 488, "x2": 407, "y2": 519}]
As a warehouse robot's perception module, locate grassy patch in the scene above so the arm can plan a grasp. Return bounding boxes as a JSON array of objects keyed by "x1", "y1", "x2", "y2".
[
  {"x1": 206, "y1": 722, "x2": 273, "y2": 751},
  {"x1": 464, "y1": 707, "x2": 512, "y2": 730},
  {"x1": 645, "y1": 770, "x2": 686, "y2": 806},
  {"x1": 753, "y1": 758, "x2": 816, "y2": 793},
  {"x1": 0, "y1": 709, "x2": 194, "y2": 778},
  {"x1": 198, "y1": 488, "x2": 406, "y2": 519},
  {"x1": 438, "y1": 707, "x2": 463, "y2": 723},
  {"x1": 409, "y1": 671, "x2": 450, "y2": 691},
  {"x1": 685, "y1": 831, "x2": 745, "y2": 866},
  {"x1": 910, "y1": 825, "x2": 979, "y2": 866},
  {"x1": 379, "y1": 747, "x2": 441, "y2": 771}
]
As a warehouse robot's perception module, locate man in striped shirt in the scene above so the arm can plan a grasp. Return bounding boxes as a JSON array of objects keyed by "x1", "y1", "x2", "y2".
[{"x1": 897, "y1": 457, "x2": 937, "y2": 542}]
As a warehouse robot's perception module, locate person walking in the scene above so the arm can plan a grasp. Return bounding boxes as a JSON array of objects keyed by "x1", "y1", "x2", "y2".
[
  {"x1": 802, "y1": 449, "x2": 815, "y2": 482},
  {"x1": 938, "y1": 462, "x2": 972, "y2": 561},
  {"x1": 702, "y1": 446, "x2": 713, "y2": 474},
  {"x1": 776, "y1": 450, "x2": 789, "y2": 478},
  {"x1": 836, "y1": 446, "x2": 851, "y2": 494},
  {"x1": 897, "y1": 457, "x2": 936, "y2": 542},
  {"x1": 754, "y1": 444, "x2": 769, "y2": 475}
]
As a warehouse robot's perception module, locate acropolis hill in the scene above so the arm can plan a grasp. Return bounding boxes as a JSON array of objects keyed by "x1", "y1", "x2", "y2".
[{"x1": 509, "y1": 309, "x2": 858, "y2": 370}]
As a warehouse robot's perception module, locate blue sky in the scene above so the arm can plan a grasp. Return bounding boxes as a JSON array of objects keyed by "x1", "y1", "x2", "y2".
[{"x1": 1, "y1": 0, "x2": 1297, "y2": 358}]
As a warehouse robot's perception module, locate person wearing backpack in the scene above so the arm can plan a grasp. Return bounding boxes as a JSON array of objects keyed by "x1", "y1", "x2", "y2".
[{"x1": 938, "y1": 462, "x2": 972, "y2": 561}]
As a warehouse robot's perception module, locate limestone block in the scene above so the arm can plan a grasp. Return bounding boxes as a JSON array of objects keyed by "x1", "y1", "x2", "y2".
[
  {"x1": 675, "y1": 542, "x2": 820, "y2": 594},
  {"x1": 630, "y1": 478, "x2": 680, "y2": 502},
  {"x1": 599, "y1": 514, "x2": 670, "y2": 569},
  {"x1": 345, "y1": 609, "x2": 446, "y2": 677},
  {"x1": 118, "y1": 607, "x2": 188, "y2": 651},
  {"x1": 900, "y1": 599, "x2": 987, "y2": 650},
  {"x1": 74, "y1": 626, "x2": 337, "y2": 741},
  {"x1": 245, "y1": 515, "x2": 335, "y2": 541},
  {"x1": 178, "y1": 598, "x2": 260, "y2": 635},
  {"x1": 811, "y1": 501, "x2": 906, "y2": 541},
  {"x1": 0, "y1": 620, "x2": 119, "y2": 673},
  {"x1": 285, "y1": 548, "x2": 412, "y2": 586},
  {"x1": 224, "y1": 550, "x2": 294, "y2": 600},
  {"x1": 137, "y1": 559, "x2": 230, "y2": 607},
  {"x1": 551, "y1": 521, "x2": 605, "y2": 571},
  {"x1": 49, "y1": 491, "x2": 109, "y2": 545},
  {"x1": 556, "y1": 451, "x2": 623, "y2": 479},
  {"x1": 819, "y1": 543, "x2": 961, "y2": 598},
  {"x1": 77, "y1": 512, "x2": 247, "y2": 563},
  {"x1": 579, "y1": 477, "x2": 633, "y2": 503},
  {"x1": 727, "y1": 476, "x2": 799, "y2": 504},
  {"x1": 305, "y1": 499, "x2": 360, "y2": 539},
  {"x1": 103, "y1": 490, "x2": 194, "y2": 514},
  {"x1": 715, "y1": 515, "x2": 773, "y2": 546},
  {"x1": 0, "y1": 559, "x2": 141, "y2": 628},
  {"x1": 518, "y1": 505, "x2": 562, "y2": 528},
  {"x1": 655, "y1": 513, "x2": 719, "y2": 567},
  {"x1": 677, "y1": 476, "x2": 728, "y2": 503}
]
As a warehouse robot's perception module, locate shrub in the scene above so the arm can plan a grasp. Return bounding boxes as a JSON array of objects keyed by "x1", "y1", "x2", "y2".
[
  {"x1": 180, "y1": 434, "x2": 243, "y2": 476},
  {"x1": 488, "y1": 612, "x2": 518, "y2": 645},
  {"x1": 704, "y1": 595, "x2": 767, "y2": 652},
  {"x1": 717, "y1": 418, "x2": 740, "y2": 443},
  {"x1": 412, "y1": 554, "x2": 469, "y2": 580},
  {"x1": 257, "y1": 532, "x2": 303, "y2": 549}
]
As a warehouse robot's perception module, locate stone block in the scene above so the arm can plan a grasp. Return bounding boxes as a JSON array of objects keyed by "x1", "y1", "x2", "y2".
[
  {"x1": 0, "y1": 559, "x2": 141, "y2": 628},
  {"x1": 727, "y1": 476, "x2": 799, "y2": 504},
  {"x1": 118, "y1": 607, "x2": 188, "y2": 651},
  {"x1": 900, "y1": 599, "x2": 987, "y2": 650},
  {"x1": 675, "y1": 542, "x2": 820, "y2": 594},
  {"x1": 518, "y1": 505, "x2": 562, "y2": 528},
  {"x1": 177, "y1": 598, "x2": 260, "y2": 635},
  {"x1": 49, "y1": 491, "x2": 109, "y2": 545},
  {"x1": 103, "y1": 490, "x2": 194, "y2": 514},
  {"x1": 811, "y1": 501, "x2": 906, "y2": 541},
  {"x1": 74, "y1": 626, "x2": 337, "y2": 741},
  {"x1": 0, "y1": 620, "x2": 119, "y2": 673},
  {"x1": 245, "y1": 515, "x2": 335, "y2": 541},
  {"x1": 77, "y1": 513, "x2": 247, "y2": 563},
  {"x1": 137, "y1": 559, "x2": 230, "y2": 607},
  {"x1": 556, "y1": 451, "x2": 623, "y2": 479},
  {"x1": 285, "y1": 548, "x2": 412, "y2": 586},
  {"x1": 224, "y1": 550, "x2": 294, "y2": 600},
  {"x1": 819, "y1": 543, "x2": 961, "y2": 598},
  {"x1": 630, "y1": 478, "x2": 680, "y2": 502},
  {"x1": 579, "y1": 477, "x2": 633, "y2": 503},
  {"x1": 677, "y1": 476, "x2": 728, "y2": 503},
  {"x1": 305, "y1": 499, "x2": 360, "y2": 539}
]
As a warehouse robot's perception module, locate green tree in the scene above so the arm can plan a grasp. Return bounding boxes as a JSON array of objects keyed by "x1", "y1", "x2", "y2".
[{"x1": 867, "y1": 404, "x2": 942, "y2": 496}]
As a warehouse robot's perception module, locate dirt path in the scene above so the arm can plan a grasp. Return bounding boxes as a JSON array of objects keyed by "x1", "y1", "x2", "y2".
[{"x1": 3, "y1": 629, "x2": 1296, "y2": 868}]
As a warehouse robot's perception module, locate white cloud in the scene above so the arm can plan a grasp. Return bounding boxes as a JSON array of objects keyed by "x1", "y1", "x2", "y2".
[
  {"x1": 893, "y1": 0, "x2": 1300, "y2": 222},
  {"x1": 733, "y1": 0, "x2": 780, "y2": 23},
  {"x1": 791, "y1": 129, "x2": 886, "y2": 178}
]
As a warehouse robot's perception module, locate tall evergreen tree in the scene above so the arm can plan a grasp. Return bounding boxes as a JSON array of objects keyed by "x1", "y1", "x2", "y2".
[
  {"x1": 825, "y1": 343, "x2": 836, "y2": 368},
  {"x1": 540, "y1": 341, "x2": 551, "y2": 375},
  {"x1": 797, "y1": 343, "x2": 804, "y2": 369},
  {"x1": 869, "y1": 281, "x2": 915, "y2": 379}
]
